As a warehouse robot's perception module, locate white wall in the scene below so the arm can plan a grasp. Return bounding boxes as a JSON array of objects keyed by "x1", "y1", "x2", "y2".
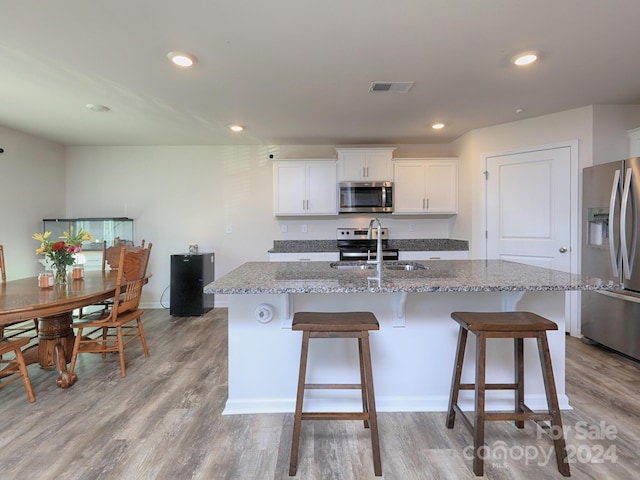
[
  {"x1": 4, "y1": 105, "x2": 640, "y2": 308},
  {"x1": 65, "y1": 143, "x2": 462, "y2": 308},
  {"x1": 452, "y1": 105, "x2": 640, "y2": 259},
  {"x1": 0, "y1": 125, "x2": 65, "y2": 278},
  {"x1": 451, "y1": 106, "x2": 595, "y2": 259},
  {"x1": 592, "y1": 105, "x2": 640, "y2": 165}
]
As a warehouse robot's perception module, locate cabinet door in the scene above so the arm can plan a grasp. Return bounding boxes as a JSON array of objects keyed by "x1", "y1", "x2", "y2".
[
  {"x1": 269, "y1": 252, "x2": 339, "y2": 262},
  {"x1": 273, "y1": 161, "x2": 337, "y2": 216},
  {"x1": 336, "y1": 148, "x2": 394, "y2": 181},
  {"x1": 306, "y1": 163, "x2": 337, "y2": 214},
  {"x1": 398, "y1": 250, "x2": 469, "y2": 261},
  {"x1": 338, "y1": 150, "x2": 368, "y2": 180},
  {"x1": 365, "y1": 151, "x2": 393, "y2": 180},
  {"x1": 273, "y1": 163, "x2": 306, "y2": 215},
  {"x1": 424, "y1": 161, "x2": 458, "y2": 213},
  {"x1": 393, "y1": 161, "x2": 426, "y2": 213}
]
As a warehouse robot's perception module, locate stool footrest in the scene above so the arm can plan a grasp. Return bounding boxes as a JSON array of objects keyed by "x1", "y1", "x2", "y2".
[
  {"x1": 302, "y1": 412, "x2": 370, "y2": 421},
  {"x1": 446, "y1": 314, "x2": 570, "y2": 477},
  {"x1": 305, "y1": 383, "x2": 362, "y2": 390},
  {"x1": 459, "y1": 382, "x2": 518, "y2": 390}
]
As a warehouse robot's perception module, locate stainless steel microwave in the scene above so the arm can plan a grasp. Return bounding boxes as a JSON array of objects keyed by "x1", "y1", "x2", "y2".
[{"x1": 338, "y1": 181, "x2": 393, "y2": 213}]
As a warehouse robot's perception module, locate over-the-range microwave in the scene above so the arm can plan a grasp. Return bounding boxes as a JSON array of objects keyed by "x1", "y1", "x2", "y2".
[{"x1": 338, "y1": 181, "x2": 393, "y2": 214}]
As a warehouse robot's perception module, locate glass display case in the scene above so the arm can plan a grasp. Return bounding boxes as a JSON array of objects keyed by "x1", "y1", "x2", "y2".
[{"x1": 42, "y1": 218, "x2": 135, "y2": 271}]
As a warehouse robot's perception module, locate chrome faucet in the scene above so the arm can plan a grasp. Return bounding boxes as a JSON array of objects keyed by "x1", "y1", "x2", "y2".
[{"x1": 367, "y1": 217, "x2": 383, "y2": 274}]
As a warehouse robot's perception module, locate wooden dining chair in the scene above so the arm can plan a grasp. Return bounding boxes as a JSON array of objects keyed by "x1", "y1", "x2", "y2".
[
  {"x1": 0, "y1": 245, "x2": 38, "y2": 343},
  {"x1": 0, "y1": 337, "x2": 36, "y2": 402},
  {"x1": 69, "y1": 245, "x2": 151, "y2": 377},
  {"x1": 78, "y1": 240, "x2": 148, "y2": 318}
]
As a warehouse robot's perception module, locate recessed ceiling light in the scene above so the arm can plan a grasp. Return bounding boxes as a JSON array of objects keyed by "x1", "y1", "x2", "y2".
[
  {"x1": 432, "y1": 123, "x2": 445, "y2": 130},
  {"x1": 167, "y1": 51, "x2": 196, "y2": 67},
  {"x1": 86, "y1": 104, "x2": 110, "y2": 113},
  {"x1": 511, "y1": 52, "x2": 538, "y2": 66},
  {"x1": 228, "y1": 124, "x2": 244, "y2": 132}
]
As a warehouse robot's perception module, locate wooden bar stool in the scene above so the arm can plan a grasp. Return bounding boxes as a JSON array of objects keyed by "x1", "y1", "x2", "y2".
[
  {"x1": 0, "y1": 337, "x2": 36, "y2": 403},
  {"x1": 289, "y1": 311, "x2": 381, "y2": 477},
  {"x1": 446, "y1": 311, "x2": 569, "y2": 477}
]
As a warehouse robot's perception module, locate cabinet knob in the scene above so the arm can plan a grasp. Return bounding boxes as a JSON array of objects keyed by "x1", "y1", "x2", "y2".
[{"x1": 559, "y1": 246, "x2": 568, "y2": 253}]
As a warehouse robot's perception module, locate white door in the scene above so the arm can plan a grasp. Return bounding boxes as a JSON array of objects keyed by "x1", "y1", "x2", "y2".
[{"x1": 486, "y1": 146, "x2": 571, "y2": 272}]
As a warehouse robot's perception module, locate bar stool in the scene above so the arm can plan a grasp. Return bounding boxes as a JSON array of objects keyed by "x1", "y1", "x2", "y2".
[
  {"x1": 446, "y1": 311, "x2": 570, "y2": 477},
  {"x1": 0, "y1": 337, "x2": 36, "y2": 403},
  {"x1": 289, "y1": 311, "x2": 381, "y2": 477}
]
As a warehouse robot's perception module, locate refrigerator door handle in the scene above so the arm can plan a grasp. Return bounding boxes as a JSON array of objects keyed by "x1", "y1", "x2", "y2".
[
  {"x1": 609, "y1": 169, "x2": 622, "y2": 277},
  {"x1": 596, "y1": 289, "x2": 640, "y2": 304},
  {"x1": 621, "y1": 167, "x2": 633, "y2": 279}
]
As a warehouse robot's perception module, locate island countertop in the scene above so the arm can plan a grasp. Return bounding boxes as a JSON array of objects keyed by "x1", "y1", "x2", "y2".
[{"x1": 204, "y1": 259, "x2": 617, "y2": 294}]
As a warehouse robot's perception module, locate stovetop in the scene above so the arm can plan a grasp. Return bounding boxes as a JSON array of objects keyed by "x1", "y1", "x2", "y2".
[{"x1": 336, "y1": 227, "x2": 388, "y2": 241}]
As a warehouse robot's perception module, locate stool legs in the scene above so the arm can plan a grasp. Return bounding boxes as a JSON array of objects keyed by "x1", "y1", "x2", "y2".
[
  {"x1": 289, "y1": 330, "x2": 381, "y2": 477},
  {"x1": 289, "y1": 330, "x2": 310, "y2": 476},
  {"x1": 473, "y1": 331, "x2": 487, "y2": 476},
  {"x1": 360, "y1": 332, "x2": 382, "y2": 476},
  {"x1": 446, "y1": 327, "x2": 467, "y2": 428},
  {"x1": 514, "y1": 338, "x2": 525, "y2": 429},
  {"x1": 537, "y1": 332, "x2": 570, "y2": 477},
  {"x1": 446, "y1": 326, "x2": 570, "y2": 477}
]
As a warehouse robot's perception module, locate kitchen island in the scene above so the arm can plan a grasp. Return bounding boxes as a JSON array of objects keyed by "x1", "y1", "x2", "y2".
[{"x1": 204, "y1": 260, "x2": 615, "y2": 415}]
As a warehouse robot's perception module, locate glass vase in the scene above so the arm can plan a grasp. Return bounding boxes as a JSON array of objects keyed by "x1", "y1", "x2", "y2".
[{"x1": 54, "y1": 264, "x2": 68, "y2": 285}]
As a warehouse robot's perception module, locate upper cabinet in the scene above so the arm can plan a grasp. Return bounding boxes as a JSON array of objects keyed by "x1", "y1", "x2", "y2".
[
  {"x1": 393, "y1": 159, "x2": 458, "y2": 214},
  {"x1": 630, "y1": 127, "x2": 640, "y2": 158},
  {"x1": 336, "y1": 147, "x2": 395, "y2": 181},
  {"x1": 273, "y1": 160, "x2": 337, "y2": 216}
]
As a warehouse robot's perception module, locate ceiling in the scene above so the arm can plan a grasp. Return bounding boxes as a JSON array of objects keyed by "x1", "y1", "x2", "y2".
[{"x1": 2, "y1": 0, "x2": 640, "y2": 147}]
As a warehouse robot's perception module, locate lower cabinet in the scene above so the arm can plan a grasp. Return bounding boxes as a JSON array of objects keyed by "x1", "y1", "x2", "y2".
[
  {"x1": 269, "y1": 252, "x2": 339, "y2": 262},
  {"x1": 398, "y1": 251, "x2": 469, "y2": 261}
]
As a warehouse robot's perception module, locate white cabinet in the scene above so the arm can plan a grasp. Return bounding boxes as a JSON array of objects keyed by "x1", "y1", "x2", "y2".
[
  {"x1": 393, "y1": 158, "x2": 458, "y2": 214},
  {"x1": 630, "y1": 127, "x2": 640, "y2": 157},
  {"x1": 269, "y1": 252, "x2": 339, "y2": 262},
  {"x1": 398, "y1": 250, "x2": 469, "y2": 261},
  {"x1": 273, "y1": 160, "x2": 337, "y2": 216},
  {"x1": 336, "y1": 147, "x2": 395, "y2": 181}
]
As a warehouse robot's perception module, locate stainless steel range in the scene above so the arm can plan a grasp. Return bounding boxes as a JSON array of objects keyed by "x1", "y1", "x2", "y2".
[{"x1": 336, "y1": 227, "x2": 399, "y2": 261}]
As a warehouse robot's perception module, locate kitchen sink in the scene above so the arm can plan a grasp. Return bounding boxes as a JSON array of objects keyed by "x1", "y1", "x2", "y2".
[
  {"x1": 383, "y1": 262, "x2": 427, "y2": 271},
  {"x1": 330, "y1": 261, "x2": 427, "y2": 271}
]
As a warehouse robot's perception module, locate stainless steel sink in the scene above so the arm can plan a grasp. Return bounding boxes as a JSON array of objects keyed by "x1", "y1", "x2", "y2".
[
  {"x1": 330, "y1": 261, "x2": 427, "y2": 271},
  {"x1": 330, "y1": 262, "x2": 375, "y2": 270},
  {"x1": 383, "y1": 262, "x2": 427, "y2": 271}
]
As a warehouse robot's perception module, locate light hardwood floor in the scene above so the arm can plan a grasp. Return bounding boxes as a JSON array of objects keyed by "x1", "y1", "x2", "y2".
[{"x1": 2, "y1": 308, "x2": 639, "y2": 479}]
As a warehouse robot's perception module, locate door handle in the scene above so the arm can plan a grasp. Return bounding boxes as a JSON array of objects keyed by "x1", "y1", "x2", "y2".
[
  {"x1": 609, "y1": 169, "x2": 622, "y2": 277},
  {"x1": 559, "y1": 247, "x2": 567, "y2": 253},
  {"x1": 621, "y1": 167, "x2": 633, "y2": 279}
]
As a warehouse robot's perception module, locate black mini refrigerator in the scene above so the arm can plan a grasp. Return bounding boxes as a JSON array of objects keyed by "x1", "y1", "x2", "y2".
[{"x1": 170, "y1": 253, "x2": 215, "y2": 316}]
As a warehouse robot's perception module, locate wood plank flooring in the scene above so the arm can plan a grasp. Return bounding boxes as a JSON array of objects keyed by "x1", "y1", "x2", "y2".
[{"x1": 2, "y1": 308, "x2": 639, "y2": 479}]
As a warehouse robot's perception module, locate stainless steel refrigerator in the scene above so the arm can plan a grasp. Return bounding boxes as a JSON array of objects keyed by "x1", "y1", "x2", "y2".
[{"x1": 582, "y1": 157, "x2": 640, "y2": 360}]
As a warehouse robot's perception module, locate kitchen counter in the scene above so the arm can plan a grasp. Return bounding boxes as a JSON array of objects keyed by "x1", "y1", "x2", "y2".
[
  {"x1": 205, "y1": 261, "x2": 616, "y2": 416},
  {"x1": 205, "y1": 259, "x2": 613, "y2": 294},
  {"x1": 267, "y1": 238, "x2": 469, "y2": 253}
]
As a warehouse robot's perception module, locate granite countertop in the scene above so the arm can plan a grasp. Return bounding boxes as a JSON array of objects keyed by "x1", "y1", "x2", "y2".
[
  {"x1": 204, "y1": 260, "x2": 618, "y2": 294},
  {"x1": 268, "y1": 238, "x2": 469, "y2": 253}
]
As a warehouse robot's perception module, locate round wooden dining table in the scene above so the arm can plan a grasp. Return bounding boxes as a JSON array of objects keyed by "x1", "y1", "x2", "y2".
[{"x1": 0, "y1": 270, "x2": 120, "y2": 388}]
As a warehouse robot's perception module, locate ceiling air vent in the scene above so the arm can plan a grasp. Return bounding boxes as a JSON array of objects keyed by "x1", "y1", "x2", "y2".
[{"x1": 369, "y1": 81, "x2": 414, "y2": 93}]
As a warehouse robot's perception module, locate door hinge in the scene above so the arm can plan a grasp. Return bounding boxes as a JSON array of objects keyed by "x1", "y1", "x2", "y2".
[
  {"x1": 485, "y1": 230, "x2": 488, "y2": 239},
  {"x1": 483, "y1": 171, "x2": 489, "y2": 180}
]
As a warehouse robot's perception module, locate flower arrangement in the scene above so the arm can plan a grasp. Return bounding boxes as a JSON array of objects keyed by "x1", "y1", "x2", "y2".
[{"x1": 33, "y1": 227, "x2": 93, "y2": 284}]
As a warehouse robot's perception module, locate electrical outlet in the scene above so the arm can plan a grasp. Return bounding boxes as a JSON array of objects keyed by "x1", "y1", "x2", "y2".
[
  {"x1": 225, "y1": 225, "x2": 233, "y2": 234},
  {"x1": 409, "y1": 224, "x2": 415, "y2": 232},
  {"x1": 301, "y1": 224, "x2": 308, "y2": 233},
  {"x1": 281, "y1": 224, "x2": 288, "y2": 233}
]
